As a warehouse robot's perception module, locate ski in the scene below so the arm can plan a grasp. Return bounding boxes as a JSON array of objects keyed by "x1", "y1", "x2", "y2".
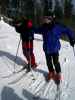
[
  {"x1": 8, "y1": 68, "x2": 36, "y2": 85},
  {"x1": 53, "y1": 75, "x2": 61, "y2": 100},
  {"x1": 54, "y1": 74, "x2": 62, "y2": 100},
  {"x1": 8, "y1": 70, "x2": 31, "y2": 85},
  {"x1": 1, "y1": 64, "x2": 30, "y2": 78},
  {"x1": 55, "y1": 84, "x2": 61, "y2": 100},
  {"x1": 44, "y1": 72, "x2": 62, "y2": 100}
]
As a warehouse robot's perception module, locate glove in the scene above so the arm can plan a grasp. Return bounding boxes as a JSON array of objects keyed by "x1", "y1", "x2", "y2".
[{"x1": 70, "y1": 39, "x2": 75, "y2": 47}]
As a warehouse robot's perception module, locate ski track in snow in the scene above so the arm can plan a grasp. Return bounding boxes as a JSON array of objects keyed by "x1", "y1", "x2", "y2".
[{"x1": 0, "y1": 19, "x2": 75, "y2": 100}]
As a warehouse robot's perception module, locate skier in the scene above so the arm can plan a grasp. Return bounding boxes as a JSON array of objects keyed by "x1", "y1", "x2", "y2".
[
  {"x1": 35, "y1": 14, "x2": 75, "y2": 84},
  {"x1": 13, "y1": 17, "x2": 37, "y2": 71}
]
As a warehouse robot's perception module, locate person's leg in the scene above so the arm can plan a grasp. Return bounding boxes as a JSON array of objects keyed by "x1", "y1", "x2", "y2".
[
  {"x1": 22, "y1": 41, "x2": 37, "y2": 68},
  {"x1": 53, "y1": 52, "x2": 61, "y2": 73},
  {"x1": 45, "y1": 53, "x2": 54, "y2": 72},
  {"x1": 45, "y1": 53, "x2": 55, "y2": 80},
  {"x1": 52, "y1": 52, "x2": 61, "y2": 84},
  {"x1": 22, "y1": 42, "x2": 29, "y2": 61},
  {"x1": 31, "y1": 53, "x2": 37, "y2": 68},
  {"x1": 29, "y1": 41, "x2": 37, "y2": 68},
  {"x1": 22, "y1": 42, "x2": 31, "y2": 70}
]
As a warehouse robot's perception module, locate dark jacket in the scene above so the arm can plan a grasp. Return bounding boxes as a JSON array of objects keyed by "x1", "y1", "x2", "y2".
[{"x1": 15, "y1": 19, "x2": 34, "y2": 42}]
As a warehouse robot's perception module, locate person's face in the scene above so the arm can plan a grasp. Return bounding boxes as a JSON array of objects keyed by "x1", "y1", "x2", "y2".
[
  {"x1": 44, "y1": 18, "x2": 52, "y2": 24},
  {"x1": 43, "y1": 16, "x2": 53, "y2": 24}
]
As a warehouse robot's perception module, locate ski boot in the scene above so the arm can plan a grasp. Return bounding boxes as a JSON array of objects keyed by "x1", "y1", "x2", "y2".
[
  {"x1": 31, "y1": 63, "x2": 37, "y2": 69},
  {"x1": 22, "y1": 63, "x2": 31, "y2": 72},
  {"x1": 46, "y1": 70, "x2": 55, "y2": 82},
  {"x1": 54, "y1": 73, "x2": 61, "y2": 85},
  {"x1": 22, "y1": 63, "x2": 28, "y2": 70}
]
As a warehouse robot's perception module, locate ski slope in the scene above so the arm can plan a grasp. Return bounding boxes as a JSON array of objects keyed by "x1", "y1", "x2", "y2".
[{"x1": 0, "y1": 18, "x2": 75, "y2": 100}]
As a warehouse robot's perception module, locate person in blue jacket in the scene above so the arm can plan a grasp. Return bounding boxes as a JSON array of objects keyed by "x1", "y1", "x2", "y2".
[{"x1": 36, "y1": 15, "x2": 75, "y2": 84}]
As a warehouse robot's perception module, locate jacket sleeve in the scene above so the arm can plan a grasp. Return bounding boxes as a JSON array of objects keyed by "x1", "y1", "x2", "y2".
[
  {"x1": 60, "y1": 24, "x2": 75, "y2": 41},
  {"x1": 33, "y1": 26, "x2": 43, "y2": 34},
  {"x1": 15, "y1": 26, "x2": 21, "y2": 34},
  {"x1": 14, "y1": 22, "x2": 24, "y2": 34}
]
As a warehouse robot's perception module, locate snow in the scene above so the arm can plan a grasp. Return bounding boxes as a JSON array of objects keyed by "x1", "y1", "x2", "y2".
[{"x1": 0, "y1": 18, "x2": 75, "y2": 100}]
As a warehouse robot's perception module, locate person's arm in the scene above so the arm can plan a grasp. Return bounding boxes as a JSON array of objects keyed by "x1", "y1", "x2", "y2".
[
  {"x1": 32, "y1": 26, "x2": 43, "y2": 34},
  {"x1": 61, "y1": 24, "x2": 75, "y2": 47},
  {"x1": 14, "y1": 25, "x2": 22, "y2": 34}
]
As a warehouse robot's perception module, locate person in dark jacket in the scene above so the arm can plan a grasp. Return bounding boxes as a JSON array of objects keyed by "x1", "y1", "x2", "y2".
[
  {"x1": 36, "y1": 15, "x2": 75, "y2": 84},
  {"x1": 14, "y1": 17, "x2": 37, "y2": 71}
]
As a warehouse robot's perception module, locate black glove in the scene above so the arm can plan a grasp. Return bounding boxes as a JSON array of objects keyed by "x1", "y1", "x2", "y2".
[{"x1": 70, "y1": 39, "x2": 75, "y2": 47}]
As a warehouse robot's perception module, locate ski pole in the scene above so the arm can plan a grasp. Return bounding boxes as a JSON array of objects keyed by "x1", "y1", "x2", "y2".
[
  {"x1": 73, "y1": 46, "x2": 75, "y2": 57},
  {"x1": 29, "y1": 39, "x2": 36, "y2": 80},
  {"x1": 13, "y1": 37, "x2": 21, "y2": 73}
]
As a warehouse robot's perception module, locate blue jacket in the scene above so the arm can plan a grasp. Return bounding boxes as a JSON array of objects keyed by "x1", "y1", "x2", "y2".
[{"x1": 35, "y1": 23, "x2": 74, "y2": 54}]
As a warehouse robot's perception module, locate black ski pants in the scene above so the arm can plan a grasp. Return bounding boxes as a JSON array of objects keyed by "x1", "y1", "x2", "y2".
[{"x1": 45, "y1": 52, "x2": 61, "y2": 73}]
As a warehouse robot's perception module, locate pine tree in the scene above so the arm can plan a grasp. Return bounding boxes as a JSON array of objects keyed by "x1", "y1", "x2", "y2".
[
  {"x1": 54, "y1": 0, "x2": 63, "y2": 19},
  {"x1": 43, "y1": 0, "x2": 48, "y2": 16},
  {"x1": 64, "y1": 0, "x2": 73, "y2": 18}
]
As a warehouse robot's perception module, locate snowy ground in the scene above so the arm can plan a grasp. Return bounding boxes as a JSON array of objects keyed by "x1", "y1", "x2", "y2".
[{"x1": 0, "y1": 19, "x2": 75, "y2": 100}]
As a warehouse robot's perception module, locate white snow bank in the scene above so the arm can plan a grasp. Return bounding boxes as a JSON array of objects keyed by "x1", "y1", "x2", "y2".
[{"x1": 0, "y1": 19, "x2": 75, "y2": 100}]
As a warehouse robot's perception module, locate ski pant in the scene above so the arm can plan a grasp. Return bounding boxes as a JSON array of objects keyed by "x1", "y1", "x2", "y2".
[
  {"x1": 22, "y1": 41, "x2": 36, "y2": 65},
  {"x1": 45, "y1": 52, "x2": 61, "y2": 73}
]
